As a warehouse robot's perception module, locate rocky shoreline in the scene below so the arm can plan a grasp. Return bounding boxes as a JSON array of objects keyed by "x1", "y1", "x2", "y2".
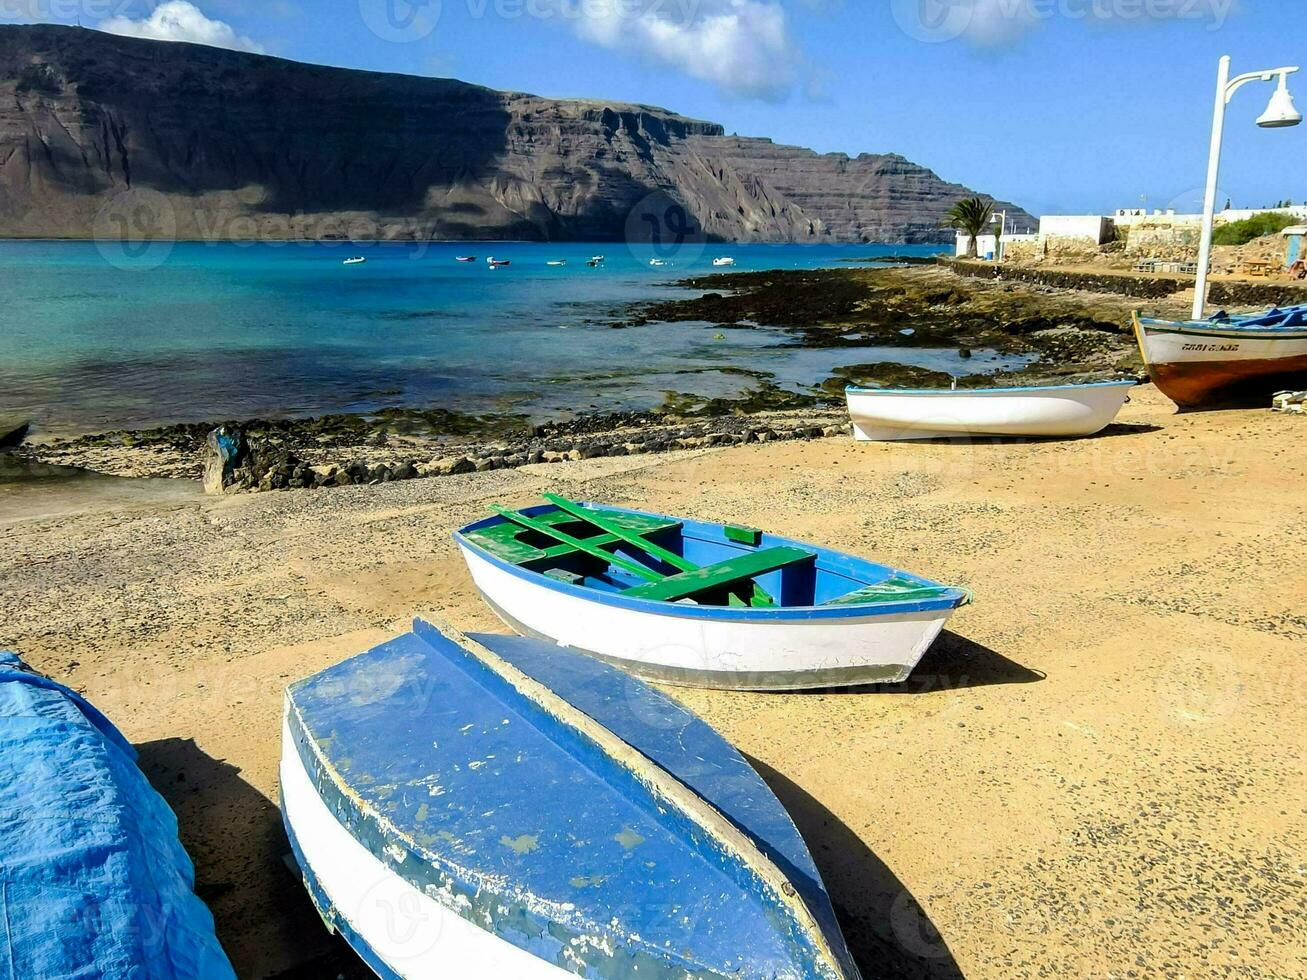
[
  {"x1": 13, "y1": 265, "x2": 1186, "y2": 489},
  {"x1": 19, "y1": 409, "x2": 851, "y2": 489}
]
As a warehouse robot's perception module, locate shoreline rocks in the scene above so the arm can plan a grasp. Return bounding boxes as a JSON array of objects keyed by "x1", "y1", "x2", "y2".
[{"x1": 198, "y1": 412, "x2": 850, "y2": 494}]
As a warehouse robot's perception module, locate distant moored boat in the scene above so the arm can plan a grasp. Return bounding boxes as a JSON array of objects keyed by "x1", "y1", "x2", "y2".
[
  {"x1": 713, "y1": 257, "x2": 736, "y2": 267},
  {"x1": 845, "y1": 380, "x2": 1136, "y2": 441},
  {"x1": 456, "y1": 255, "x2": 478, "y2": 262},
  {"x1": 1132, "y1": 307, "x2": 1307, "y2": 407},
  {"x1": 342, "y1": 256, "x2": 366, "y2": 265}
]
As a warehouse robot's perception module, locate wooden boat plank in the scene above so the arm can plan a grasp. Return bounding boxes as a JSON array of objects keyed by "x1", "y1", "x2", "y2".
[
  {"x1": 284, "y1": 621, "x2": 851, "y2": 978},
  {"x1": 542, "y1": 495, "x2": 781, "y2": 607},
  {"x1": 543, "y1": 493, "x2": 697, "y2": 572},
  {"x1": 469, "y1": 507, "x2": 678, "y2": 567},
  {"x1": 623, "y1": 546, "x2": 815, "y2": 603}
]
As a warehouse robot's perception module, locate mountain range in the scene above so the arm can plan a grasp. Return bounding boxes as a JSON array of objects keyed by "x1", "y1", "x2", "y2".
[{"x1": 0, "y1": 25, "x2": 1031, "y2": 243}]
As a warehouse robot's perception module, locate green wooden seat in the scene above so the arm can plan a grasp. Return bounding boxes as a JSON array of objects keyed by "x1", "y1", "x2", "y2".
[
  {"x1": 823, "y1": 576, "x2": 952, "y2": 606},
  {"x1": 622, "y1": 547, "x2": 814, "y2": 603},
  {"x1": 467, "y1": 508, "x2": 680, "y2": 565}
]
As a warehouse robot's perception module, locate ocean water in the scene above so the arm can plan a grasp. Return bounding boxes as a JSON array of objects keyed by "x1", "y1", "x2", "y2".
[{"x1": 0, "y1": 240, "x2": 1024, "y2": 436}]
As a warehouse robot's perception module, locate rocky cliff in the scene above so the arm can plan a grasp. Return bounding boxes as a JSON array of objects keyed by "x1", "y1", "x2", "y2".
[{"x1": 0, "y1": 25, "x2": 1030, "y2": 243}]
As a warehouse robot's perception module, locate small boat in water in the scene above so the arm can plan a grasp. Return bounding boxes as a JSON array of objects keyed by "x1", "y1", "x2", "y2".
[
  {"x1": 282, "y1": 620, "x2": 861, "y2": 979},
  {"x1": 455, "y1": 494, "x2": 969, "y2": 690},
  {"x1": 0, "y1": 652, "x2": 236, "y2": 978},
  {"x1": 546, "y1": 259, "x2": 567, "y2": 266},
  {"x1": 488, "y1": 259, "x2": 511, "y2": 268},
  {"x1": 845, "y1": 380, "x2": 1136, "y2": 441},
  {"x1": 1133, "y1": 307, "x2": 1307, "y2": 407},
  {"x1": 712, "y1": 257, "x2": 736, "y2": 267},
  {"x1": 590, "y1": 255, "x2": 605, "y2": 263},
  {"x1": 456, "y1": 255, "x2": 478, "y2": 263},
  {"x1": 649, "y1": 258, "x2": 669, "y2": 267},
  {"x1": 343, "y1": 256, "x2": 367, "y2": 265}
]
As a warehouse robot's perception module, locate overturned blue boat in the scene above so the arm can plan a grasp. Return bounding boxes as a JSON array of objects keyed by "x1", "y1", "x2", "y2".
[
  {"x1": 0, "y1": 652, "x2": 236, "y2": 978},
  {"x1": 281, "y1": 620, "x2": 862, "y2": 979}
]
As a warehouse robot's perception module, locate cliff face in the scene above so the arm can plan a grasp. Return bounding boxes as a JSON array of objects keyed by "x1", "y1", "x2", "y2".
[{"x1": 0, "y1": 25, "x2": 1030, "y2": 243}]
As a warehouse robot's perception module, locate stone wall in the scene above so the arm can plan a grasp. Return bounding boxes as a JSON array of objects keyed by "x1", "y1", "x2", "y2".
[{"x1": 949, "y1": 259, "x2": 1307, "y2": 307}]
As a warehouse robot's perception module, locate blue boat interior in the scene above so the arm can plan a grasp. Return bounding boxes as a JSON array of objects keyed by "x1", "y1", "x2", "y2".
[
  {"x1": 1207, "y1": 304, "x2": 1307, "y2": 328},
  {"x1": 285, "y1": 621, "x2": 858, "y2": 978},
  {"x1": 460, "y1": 497, "x2": 960, "y2": 610}
]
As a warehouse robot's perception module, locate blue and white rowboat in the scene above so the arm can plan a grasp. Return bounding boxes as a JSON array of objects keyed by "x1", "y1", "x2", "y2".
[
  {"x1": 454, "y1": 497, "x2": 970, "y2": 690},
  {"x1": 281, "y1": 620, "x2": 862, "y2": 979}
]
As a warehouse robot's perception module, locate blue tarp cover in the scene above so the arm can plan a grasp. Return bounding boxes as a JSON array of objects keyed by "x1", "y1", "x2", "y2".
[{"x1": 0, "y1": 652, "x2": 236, "y2": 979}]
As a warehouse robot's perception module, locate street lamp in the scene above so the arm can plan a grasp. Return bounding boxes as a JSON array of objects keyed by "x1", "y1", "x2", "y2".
[
  {"x1": 1192, "y1": 56, "x2": 1301, "y2": 321},
  {"x1": 991, "y1": 210, "x2": 1007, "y2": 261}
]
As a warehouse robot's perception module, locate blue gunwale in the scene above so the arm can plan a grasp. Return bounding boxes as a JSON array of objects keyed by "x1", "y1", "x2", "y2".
[
  {"x1": 845, "y1": 379, "x2": 1137, "y2": 395},
  {"x1": 454, "y1": 503, "x2": 968, "y2": 622},
  {"x1": 1138, "y1": 304, "x2": 1307, "y2": 337}
]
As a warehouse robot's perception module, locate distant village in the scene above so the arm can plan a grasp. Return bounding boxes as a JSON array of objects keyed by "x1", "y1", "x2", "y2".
[{"x1": 959, "y1": 203, "x2": 1307, "y2": 279}]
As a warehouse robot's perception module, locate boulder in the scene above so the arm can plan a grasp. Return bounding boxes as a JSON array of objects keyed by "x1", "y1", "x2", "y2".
[{"x1": 202, "y1": 426, "x2": 249, "y2": 495}]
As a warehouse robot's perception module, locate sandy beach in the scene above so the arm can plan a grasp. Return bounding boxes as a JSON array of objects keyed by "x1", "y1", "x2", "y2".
[{"x1": 1, "y1": 383, "x2": 1303, "y2": 979}]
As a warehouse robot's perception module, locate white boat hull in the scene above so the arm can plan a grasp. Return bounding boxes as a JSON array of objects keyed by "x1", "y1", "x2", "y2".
[
  {"x1": 458, "y1": 544, "x2": 954, "y2": 690},
  {"x1": 280, "y1": 716, "x2": 569, "y2": 980},
  {"x1": 845, "y1": 382, "x2": 1133, "y2": 441}
]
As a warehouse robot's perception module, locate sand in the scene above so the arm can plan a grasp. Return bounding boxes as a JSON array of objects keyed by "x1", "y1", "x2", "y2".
[{"x1": 1, "y1": 384, "x2": 1303, "y2": 979}]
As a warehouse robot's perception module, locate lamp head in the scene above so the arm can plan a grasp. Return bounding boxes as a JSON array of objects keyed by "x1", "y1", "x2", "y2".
[{"x1": 1257, "y1": 74, "x2": 1302, "y2": 128}]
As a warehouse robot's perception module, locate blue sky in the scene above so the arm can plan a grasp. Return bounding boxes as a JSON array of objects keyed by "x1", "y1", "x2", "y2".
[{"x1": 6, "y1": 1, "x2": 1304, "y2": 217}]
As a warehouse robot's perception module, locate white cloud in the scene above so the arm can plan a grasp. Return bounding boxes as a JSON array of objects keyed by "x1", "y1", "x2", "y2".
[
  {"x1": 566, "y1": 0, "x2": 800, "y2": 102},
  {"x1": 100, "y1": 1, "x2": 265, "y2": 54}
]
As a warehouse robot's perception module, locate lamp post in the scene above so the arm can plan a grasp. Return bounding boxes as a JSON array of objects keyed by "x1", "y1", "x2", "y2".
[
  {"x1": 1192, "y1": 56, "x2": 1301, "y2": 321},
  {"x1": 991, "y1": 210, "x2": 1006, "y2": 262}
]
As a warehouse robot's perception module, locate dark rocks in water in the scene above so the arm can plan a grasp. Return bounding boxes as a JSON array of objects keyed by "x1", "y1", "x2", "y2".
[
  {"x1": 0, "y1": 421, "x2": 31, "y2": 451},
  {"x1": 959, "y1": 347, "x2": 973, "y2": 359}
]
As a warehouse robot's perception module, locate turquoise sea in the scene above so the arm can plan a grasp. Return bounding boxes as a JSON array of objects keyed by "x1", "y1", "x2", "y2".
[{"x1": 0, "y1": 240, "x2": 1021, "y2": 436}]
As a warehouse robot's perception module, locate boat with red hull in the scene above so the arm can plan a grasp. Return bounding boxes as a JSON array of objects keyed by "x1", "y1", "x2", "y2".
[{"x1": 1132, "y1": 306, "x2": 1307, "y2": 407}]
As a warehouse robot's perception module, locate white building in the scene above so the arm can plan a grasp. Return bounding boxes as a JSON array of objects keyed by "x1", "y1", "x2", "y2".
[
  {"x1": 1114, "y1": 205, "x2": 1307, "y2": 227},
  {"x1": 953, "y1": 231, "x2": 1038, "y2": 259}
]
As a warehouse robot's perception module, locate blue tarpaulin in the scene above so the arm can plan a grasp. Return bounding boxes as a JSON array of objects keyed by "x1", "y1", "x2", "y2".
[{"x1": 0, "y1": 652, "x2": 236, "y2": 979}]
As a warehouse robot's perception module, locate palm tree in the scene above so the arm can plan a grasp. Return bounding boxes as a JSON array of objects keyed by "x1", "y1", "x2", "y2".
[{"x1": 945, "y1": 197, "x2": 994, "y2": 258}]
